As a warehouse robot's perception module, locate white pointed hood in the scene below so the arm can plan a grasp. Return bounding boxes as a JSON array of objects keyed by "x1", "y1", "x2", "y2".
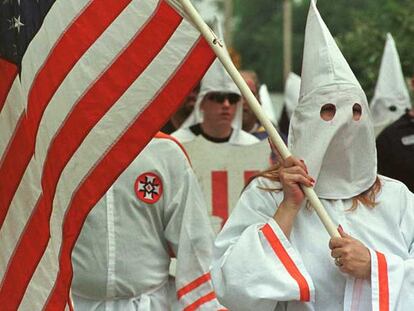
[
  {"x1": 288, "y1": 0, "x2": 377, "y2": 199},
  {"x1": 284, "y1": 72, "x2": 301, "y2": 118},
  {"x1": 370, "y1": 33, "x2": 411, "y2": 130},
  {"x1": 180, "y1": 17, "x2": 242, "y2": 129},
  {"x1": 299, "y1": 3, "x2": 361, "y2": 97}
]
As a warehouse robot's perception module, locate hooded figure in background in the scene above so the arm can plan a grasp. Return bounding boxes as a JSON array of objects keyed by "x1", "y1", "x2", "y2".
[
  {"x1": 211, "y1": 1, "x2": 414, "y2": 310},
  {"x1": 375, "y1": 35, "x2": 414, "y2": 191},
  {"x1": 259, "y1": 84, "x2": 278, "y2": 128},
  {"x1": 278, "y1": 72, "x2": 301, "y2": 137},
  {"x1": 370, "y1": 33, "x2": 411, "y2": 136},
  {"x1": 285, "y1": 73, "x2": 301, "y2": 120},
  {"x1": 172, "y1": 18, "x2": 259, "y2": 146},
  {"x1": 376, "y1": 102, "x2": 414, "y2": 192}
]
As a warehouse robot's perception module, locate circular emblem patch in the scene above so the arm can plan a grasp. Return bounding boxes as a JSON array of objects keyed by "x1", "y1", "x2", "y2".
[{"x1": 134, "y1": 172, "x2": 163, "y2": 204}]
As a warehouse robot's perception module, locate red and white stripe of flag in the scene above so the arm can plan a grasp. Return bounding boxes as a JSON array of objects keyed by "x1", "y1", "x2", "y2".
[{"x1": 0, "y1": 0, "x2": 215, "y2": 310}]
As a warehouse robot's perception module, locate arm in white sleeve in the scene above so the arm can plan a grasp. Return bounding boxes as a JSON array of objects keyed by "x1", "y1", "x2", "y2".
[
  {"x1": 210, "y1": 178, "x2": 315, "y2": 311},
  {"x1": 369, "y1": 187, "x2": 414, "y2": 311},
  {"x1": 163, "y1": 145, "x2": 225, "y2": 310}
]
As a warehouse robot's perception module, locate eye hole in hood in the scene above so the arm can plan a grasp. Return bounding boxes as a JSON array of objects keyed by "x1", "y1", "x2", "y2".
[
  {"x1": 352, "y1": 103, "x2": 362, "y2": 121},
  {"x1": 388, "y1": 105, "x2": 397, "y2": 112},
  {"x1": 320, "y1": 103, "x2": 336, "y2": 121}
]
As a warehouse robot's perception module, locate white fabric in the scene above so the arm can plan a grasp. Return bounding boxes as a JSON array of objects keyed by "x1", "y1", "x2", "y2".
[
  {"x1": 260, "y1": 84, "x2": 279, "y2": 126},
  {"x1": 299, "y1": 2, "x2": 360, "y2": 99},
  {"x1": 180, "y1": 17, "x2": 243, "y2": 130},
  {"x1": 71, "y1": 281, "x2": 169, "y2": 311},
  {"x1": 284, "y1": 73, "x2": 301, "y2": 119},
  {"x1": 289, "y1": 0, "x2": 376, "y2": 199},
  {"x1": 71, "y1": 137, "x2": 221, "y2": 310},
  {"x1": 211, "y1": 176, "x2": 414, "y2": 311},
  {"x1": 171, "y1": 126, "x2": 259, "y2": 145},
  {"x1": 181, "y1": 137, "x2": 272, "y2": 233},
  {"x1": 370, "y1": 33, "x2": 411, "y2": 130}
]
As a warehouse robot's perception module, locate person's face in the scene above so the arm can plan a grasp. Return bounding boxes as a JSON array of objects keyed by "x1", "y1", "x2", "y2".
[{"x1": 201, "y1": 92, "x2": 240, "y2": 128}]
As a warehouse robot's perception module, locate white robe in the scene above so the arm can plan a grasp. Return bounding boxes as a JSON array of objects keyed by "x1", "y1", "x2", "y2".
[
  {"x1": 172, "y1": 126, "x2": 259, "y2": 145},
  {"x1": 71, "y1": 136, "x2": 222, "y2": 310},
  {"x1": 211, "y1": 175, "x2": 414, "y2": 311}
]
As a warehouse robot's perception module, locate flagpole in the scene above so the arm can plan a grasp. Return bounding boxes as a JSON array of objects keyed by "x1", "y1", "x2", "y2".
[{"x1": 178, "y1": 0, "x2": 340, "y2": 238}]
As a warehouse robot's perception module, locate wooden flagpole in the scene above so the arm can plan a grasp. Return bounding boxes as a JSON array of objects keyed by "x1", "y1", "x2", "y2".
[{"x1": 177, "y1": 0, "x2": 340, "y2": 238}]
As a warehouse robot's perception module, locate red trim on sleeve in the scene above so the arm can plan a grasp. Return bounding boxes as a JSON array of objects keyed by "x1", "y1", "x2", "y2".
[
  {"x1": 183, "y1": 291, "x2": 216, "y2": 311},
  {"x1": 261, "y1": 223, "x2": 310, "y2": 302},
  {"x1": 177, "y1": 273, "x2": 211, "y2": 300},
  {"x1": 155, "y1": 132, "x2": 191, "y2": 164},
  {"x1": 376, "y1": 252, "x2": 389, "y2": 311}
]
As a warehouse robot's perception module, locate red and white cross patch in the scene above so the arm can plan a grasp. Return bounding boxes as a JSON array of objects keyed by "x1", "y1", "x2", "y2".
[{"x1": 134, "y1": 172, "x2": 163, "y2": 204}]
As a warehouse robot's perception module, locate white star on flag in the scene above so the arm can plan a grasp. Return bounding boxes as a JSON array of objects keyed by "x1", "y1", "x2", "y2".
[{"x1": 9, "y1": 16, "x2": 24, "y2": 33}]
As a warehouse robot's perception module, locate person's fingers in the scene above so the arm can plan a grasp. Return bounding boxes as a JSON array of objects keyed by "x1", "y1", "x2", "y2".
[
  {"x1": 292, "y1": 157, "x2": 307, "y2": 173},
  {"x1": 280, "y1": 164, "x2": 315, "y2": 189},
  {"x1": 331, "y1": 247, "x2": 345, "y2": 259},
  {"x1": 280, "y1": 173, "x2": 314, "y2": 188},
  {"x1": 282, "y1": 156, "x2": 295, "y2": 168},
  {"x1": 289, "y1": 156, "x2": 307, "y2": 172},
  {"x1": 282, "y1": 156, "x2": 310, "y2": 175},
  {"x1": 299, "y1": 159, "x2": 311, "y2": 175},
  {"x1": 281, "y1": 166, "x2": 313, "y2": 181},
  {"x1": 329, "y1": 237, "x2": 347, "y2": 250},
  {"x1": 338, "y1": 225, "x2": 351, "y2": 239}
]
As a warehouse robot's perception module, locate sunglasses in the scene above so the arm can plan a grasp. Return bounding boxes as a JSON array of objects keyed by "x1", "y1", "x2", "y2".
[{"x1": 206, "y1": 92, "x2": 241, "y2": 105}]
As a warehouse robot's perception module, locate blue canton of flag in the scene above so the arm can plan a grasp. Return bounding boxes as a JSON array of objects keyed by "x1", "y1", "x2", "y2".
[{"x1": 0, "y1": 0, "x2": 55, "y2": 66}]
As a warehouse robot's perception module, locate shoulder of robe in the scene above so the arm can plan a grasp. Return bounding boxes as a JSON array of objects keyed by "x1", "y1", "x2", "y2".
[
  {"x1": 237, "y1": 130, "x2": 261, "y2": 144},
  {"x1": 151, "y1": 132, "x2": 191, "y2": 164},
  {"x1": 378, "y1": 175, "x2": 413, "y2": 197}
]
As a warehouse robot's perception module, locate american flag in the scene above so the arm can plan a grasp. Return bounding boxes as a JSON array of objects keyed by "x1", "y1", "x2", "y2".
[{"x1": 0, "y1": 0, "x2": 215, "y2": 310}]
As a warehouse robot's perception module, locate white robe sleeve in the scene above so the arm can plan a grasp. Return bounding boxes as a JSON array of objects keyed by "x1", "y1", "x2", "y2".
[
  {"x1": 211, "y1": 178, "x2": 315, "y2": 311},
  {"x1": 163, "y1": 148, "x2": 225, "y2": 310},
  {"x1": 369, "y1": 187, "x2": 414, "y2": 311}
]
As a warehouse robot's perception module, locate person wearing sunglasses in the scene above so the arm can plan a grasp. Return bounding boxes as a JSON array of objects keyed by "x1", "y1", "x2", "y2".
[{"x1": 172, "y1": 57, "x2": 259, "y2": 146}]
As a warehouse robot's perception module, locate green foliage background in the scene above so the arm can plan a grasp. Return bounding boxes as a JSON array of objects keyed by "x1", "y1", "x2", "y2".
[{"x1": 232, "y1": 0, "x2": 414, "y2": 99}]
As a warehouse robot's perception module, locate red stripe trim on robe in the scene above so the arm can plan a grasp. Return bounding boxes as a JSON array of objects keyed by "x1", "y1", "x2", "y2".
[{"x1": 261, "y1": 223, "x2": 310, "y2": 302}]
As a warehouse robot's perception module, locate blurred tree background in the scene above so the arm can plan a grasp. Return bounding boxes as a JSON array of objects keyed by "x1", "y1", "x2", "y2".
[{"x1": 232, "y1": 0, "x2": 414, "y2": 99}]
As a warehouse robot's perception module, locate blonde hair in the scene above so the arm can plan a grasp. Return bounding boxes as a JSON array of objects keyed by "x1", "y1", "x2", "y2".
[{"x1": 249, "y1": 163, "x2": 381, "y2": 211}]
